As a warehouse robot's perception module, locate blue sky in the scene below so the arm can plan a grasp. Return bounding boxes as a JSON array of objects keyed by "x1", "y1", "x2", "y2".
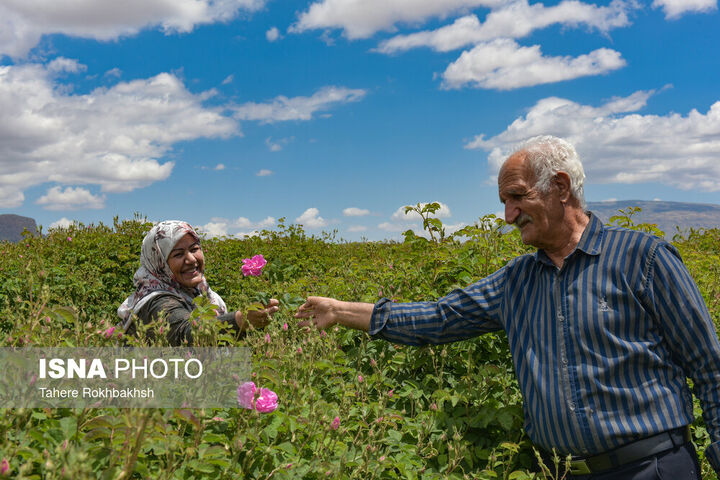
[{"x1": 1, "y1": 0, "x2": 719, "y2": 240}]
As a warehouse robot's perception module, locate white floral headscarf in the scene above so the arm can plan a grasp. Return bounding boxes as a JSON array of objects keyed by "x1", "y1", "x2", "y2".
[{"x1": 117, "y1": 220, "x2": 227, "y2": 331}]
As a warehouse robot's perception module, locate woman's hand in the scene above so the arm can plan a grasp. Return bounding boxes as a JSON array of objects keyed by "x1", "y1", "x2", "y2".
[{"x1": 235, "y1": 298, "x2": 280, "y2": 331}]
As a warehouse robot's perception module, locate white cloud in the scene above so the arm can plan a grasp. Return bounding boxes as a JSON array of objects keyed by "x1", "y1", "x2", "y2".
[
  {"x1": 232, "y1": 86, "x2": 366, "y2": 123},
  {"x1": 36, "y1": 186, "x2": 105, "y2": 210},
  {"x1": 265, "y1": 136, "x2": 294, "y2": 151},
  {"x1": 0, "y1": 63, "x2": 237, "y2": 208},
  {"x1": 235, "y1": 230, "x2": 262, "y2": 238},
  {"x1": 465, "y1": 90, "x2": 720, "y2": 191},
  {"x1": 199, "y1": 216, "x2": 276, "y2": 238},
  {"x1": 266, "y1": 26, "x2": 281, "y2": 41},
  {"x1": 438, "y1": 222, "x2": 468, "y2": 235},
  {"x1": 0, "y1": 0, "x2": 267, "y2": 58},
  {"x1": 652, "y1": 0, "x2": 717, "y2": 19},
  {"x1": 379, "y1": 202, "x2": 466, "y2": 239},
  {"x1": 377, "y1": 1, "x2": 633, "y2": 54},
  {"x1": 380, "y1": 221, "x2": 467, "y2": 238},
  {"x1": 379, "y1": 202, "x2": 458, "y2": 238},
  {"x1": 257, "y1": 169, "x2": 273, "y2": 176},
  {"x1": 378, "y1": 221, "x2": 406, "y2": 232},
  {"x1": 222, "y1": 74, "x2": 234, "y2": 85},
  {"x1": 47, "y1": 57, "x2": 87, "y2": 74},
  {"x1": 104, "y1": 68, "x2": 122, "y2": 78},
  {"x1": 391, "y1": 202, "x2": 452, "y2": 221},
  {"x1": 233, "y1": 216, "x2": 276, "y2": 229},
  {"x1": 348, "y1": 225, "x2": 367, "y2": 232},
  {"x1": 296, "y1": 207, "x2": 327, "y2": 228},
  {"x1": 214, "y1": 163, "x2": 226, "y2": 170},
  {"x1": 292, "y1": 0, "x2": 504, "y2": 39},
  {"x1": 49, "y1": 217, "x2": 74, "y2": 229},
  {"x1": 198, "y1": 221, "x2": 229, "y2": 238},
  {"x1": 343, "y1": 207, "x2": 370, "y2": 216},
  {"x1": 442, "y1": 38, "x2": 625, "y2": 90}
]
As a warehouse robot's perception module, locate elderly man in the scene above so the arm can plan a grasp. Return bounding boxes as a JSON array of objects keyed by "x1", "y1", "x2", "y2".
[{"x1": 295, "y1": 136, "x2": 720, "y2": 478}]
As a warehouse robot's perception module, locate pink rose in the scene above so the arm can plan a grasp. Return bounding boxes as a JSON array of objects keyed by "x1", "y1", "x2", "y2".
[
  {"x1": 331, "y1": 416, "x2": 340, "y2": 430},
  {"x1": 283, "y1": 323, "x2": 288, "y2": 331},
  {"x1": 255, "y1": 388, "x2": 278, "y2": 413},
  {"x1": 241, "y1": 254, "x2": 267, "y2": 277},
  {"x1": 358, "y1": 375, "x2": 363, "y2": 383},
  {"x1": 103, "y1": 327, "x2": 115, "y2": 338},
  {"x1": 237, "y1": 381, "x2": 256, "y2": 409},
  {"x1": 237, "y1": 382, "x2": 278, "y2": 413}
]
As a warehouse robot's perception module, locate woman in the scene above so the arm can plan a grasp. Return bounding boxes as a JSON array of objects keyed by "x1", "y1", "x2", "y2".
[{"x1": 118, "y1": 220, "x2": 278, "y2": 345}]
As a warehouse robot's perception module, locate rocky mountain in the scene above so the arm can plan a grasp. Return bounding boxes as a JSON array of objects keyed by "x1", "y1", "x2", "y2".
[
  {"x1": 587, "y1": 200, "x2": 720, "y2": 237},
  {"x1": 0, "y1": 214, "x2": 38, "y2": 243}
]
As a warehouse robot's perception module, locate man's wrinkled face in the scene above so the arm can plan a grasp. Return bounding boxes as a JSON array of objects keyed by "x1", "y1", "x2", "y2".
[{"x1": 498, "y1": 152, "x2": 559, "y2": 249}]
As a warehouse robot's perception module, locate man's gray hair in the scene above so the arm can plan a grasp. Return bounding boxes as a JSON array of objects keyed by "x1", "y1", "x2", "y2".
[{"x1": 520, "y1": 135, "x2": 586, "y2": 210}]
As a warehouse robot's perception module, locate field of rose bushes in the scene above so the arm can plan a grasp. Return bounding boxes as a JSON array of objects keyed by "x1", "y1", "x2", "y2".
[{"x1": 0, "y1": 209, "x2": 719, "y2": 479}]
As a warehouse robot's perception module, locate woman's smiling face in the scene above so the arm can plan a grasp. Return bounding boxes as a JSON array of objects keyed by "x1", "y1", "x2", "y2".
[{"x1": 167, "y1": 233, "x2": 205, "y2": 289}]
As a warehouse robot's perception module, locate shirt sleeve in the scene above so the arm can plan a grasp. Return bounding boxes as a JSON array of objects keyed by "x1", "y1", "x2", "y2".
[
  {"x1": 138, "y1": 294, "x2": 241, "y2": 346},
  {"x1": 369, "y1": 265, "x2": 507, "y2": 345},
  {"x1": 647, "y1": 242, "x2": 720, "y2": 473}
]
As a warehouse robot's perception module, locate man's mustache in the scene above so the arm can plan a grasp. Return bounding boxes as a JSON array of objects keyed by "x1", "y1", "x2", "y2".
[{"x1": 515, "y1": 214, "x2": 532, "y2": 228}]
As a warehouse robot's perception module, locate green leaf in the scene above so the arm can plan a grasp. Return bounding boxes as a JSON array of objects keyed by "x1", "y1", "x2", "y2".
[
  {"x1": 188, "y1": 459, "x2": 216, "y2": 473},
  {"x1": 496, "y1": 410, "x2": 515, "y2": 431},
  {"x1": 59, "y1": 415, "x2": 77, "y2": 439},
  {"x1": 508, "y1": 472, "x2": 532, "y2": 480},
  {"x1": 173, "y1": 409, "x2": 201, "y2": 429},
  {"x1": 83, "y1": 427, "x2": 112, "y2": 442}
]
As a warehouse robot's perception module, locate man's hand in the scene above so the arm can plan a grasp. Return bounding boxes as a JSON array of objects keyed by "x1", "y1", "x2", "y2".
[
  {"x1": 295, "y1": 296, "x2": 340, "y2": 330},
  {"x1": 295, "y1": 296, "x2": 373, "y2": 332}
]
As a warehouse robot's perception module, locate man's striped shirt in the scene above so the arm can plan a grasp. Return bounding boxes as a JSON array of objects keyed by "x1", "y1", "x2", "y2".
[{"x1": 369, "y1": 213, "x2": 720, "y2": 471}]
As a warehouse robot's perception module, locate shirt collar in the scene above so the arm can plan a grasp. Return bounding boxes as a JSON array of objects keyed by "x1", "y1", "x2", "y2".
[{"x1": 534, "y1": 212, "x2": 604, "y2": 265}]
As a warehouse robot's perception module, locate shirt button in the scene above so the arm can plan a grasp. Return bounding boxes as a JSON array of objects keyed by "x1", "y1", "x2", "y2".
[
  {"x1": 558, "y1": 314, "x2": 564, "y2": 322},
  {"x1": 568, "y1": 402, "x2": 576, "y2": 411},
  {"x1": 561, "y1": 357, "x2": 568, "y2": 365}
]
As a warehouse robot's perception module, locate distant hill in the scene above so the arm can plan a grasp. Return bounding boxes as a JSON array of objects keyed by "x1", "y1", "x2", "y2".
[
  {"x1": 587, "y1": 200, "x2": 720, "y2": 236},
  {"x1": 0, "y1": 214, "x2": 38, "y2": 243}
]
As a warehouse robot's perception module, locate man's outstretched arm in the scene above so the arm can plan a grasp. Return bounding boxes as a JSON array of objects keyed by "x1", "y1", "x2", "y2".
[{"x1": 295, "y1": 296, "x2": 373, "y2": 331}]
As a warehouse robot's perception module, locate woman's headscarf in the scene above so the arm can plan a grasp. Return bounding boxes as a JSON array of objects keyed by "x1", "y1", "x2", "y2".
[{"x1": 117, "y1": 220, "x2": 227, "y2": 331}]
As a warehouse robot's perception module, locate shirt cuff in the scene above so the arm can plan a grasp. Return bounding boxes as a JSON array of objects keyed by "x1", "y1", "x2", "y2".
[
  {"x1": 369, "y1": 297, "x2": 394, "y2": 337},
  {"x1": 706, "y1": 441, "x2": 720, "y2": 474},
  {"x1": 218, "y1": 311, "x2": 241, "y2": 334}
]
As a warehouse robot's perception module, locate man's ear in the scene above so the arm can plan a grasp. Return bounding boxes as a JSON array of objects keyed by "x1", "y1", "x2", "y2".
[{"x1": 554, "y1": 172, "x2": 572, "y2": 202}]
